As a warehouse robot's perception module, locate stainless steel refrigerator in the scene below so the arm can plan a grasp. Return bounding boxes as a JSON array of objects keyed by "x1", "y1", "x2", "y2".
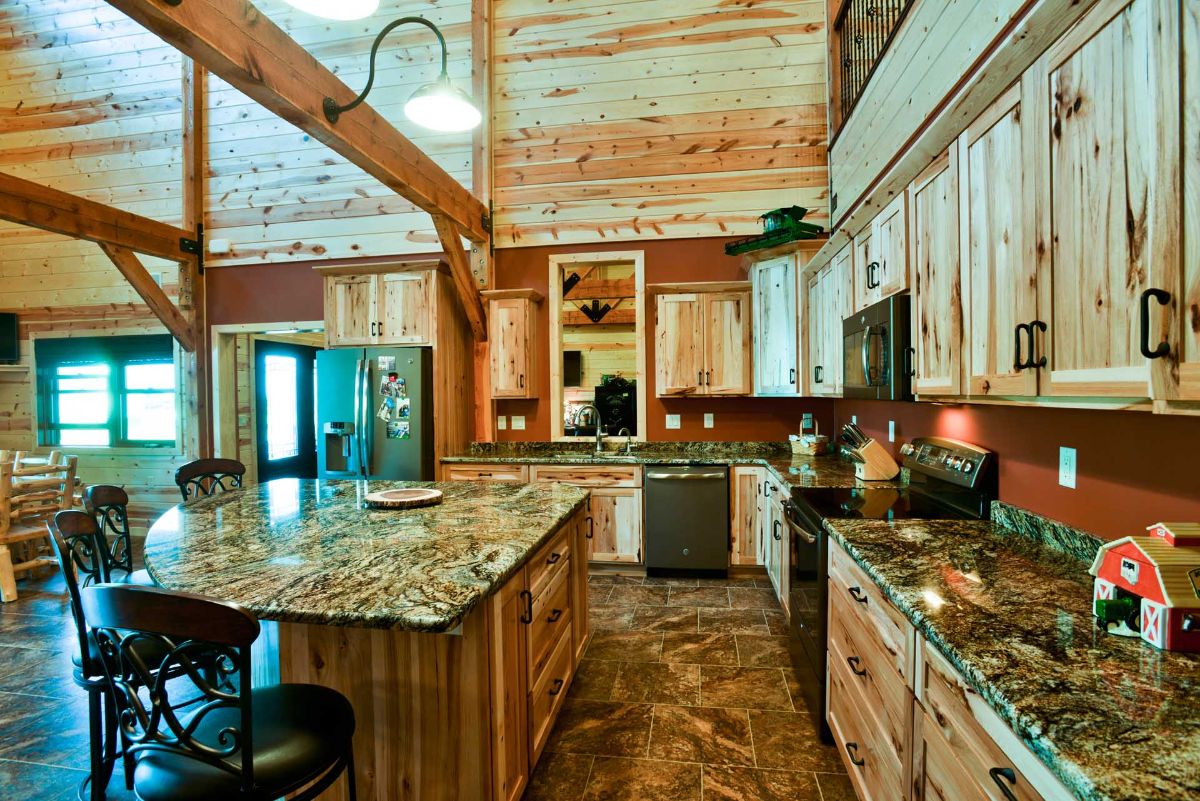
[{"x1": 316, "y1": 347, "x2": 434, "y2": 480}]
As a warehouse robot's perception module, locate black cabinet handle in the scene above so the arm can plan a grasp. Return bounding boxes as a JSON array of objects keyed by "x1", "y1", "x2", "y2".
[
  {"x1": 773, "y1": 520, "x2": 782, "y2": 541},
  {"x1": 1013, "y1": 323, "x2": 1029, "y2": 371},
  {"x1": 904, "y1": 347, "x2": 916, "y2": 378},
  {"x1": 698, "y1": 370, "x2": 704, "y2": 386},
  {"x1": 848, "y1": 586, "x2": 869, "y2": 605},
  {"x1": 519, "y1": 590, "x2": 533, "y2": 624},
  {"x1": 519, "y1": 373, "x2": 525, "y2": 388},
  {"x1": 377, "y1": 320, "x2": 383, "y2": 335},
  {"x1": 369, "y1": 321, "x2": 376, "y2": 336},
  {"x1": 546, "y1": 552, "x2": 562, "y2": 565},
  {"x1": 706, "y1": 369, "x2": 712, "y2": 386},
  {"x1": 989, "y1": 767, "x2": 1018, "y2": 801},
  {"x1": 789, "y1": 367, "x2": 796, "y2": 385},
  {"x1": 547, "y1": 608, "x2": 563, "y2": 624},
  {"x1": 847, "y1": 656, "x2": 867, "y2": 676},
  {"x1": 866, "y1": 261, "x2": 880, "y2": 289},
  {"x1": 1027, "y1": 320, "x2": 1047, "y2": 368},
  {"x1": 845, "y1": 742, "x2": 865, "y2": 767},
  {"x1": 814, "y1": 365, "x2": 824, "y2": 384},
  {"x1": 1139, "y1": 288, "x2": 1171, "y2": 359},
  {"x1": 548, "y1": 678, "x2": 565, "y2": 696},
  {"x1": 585, "y1": 516, "x2": 594, "y2": 539}
]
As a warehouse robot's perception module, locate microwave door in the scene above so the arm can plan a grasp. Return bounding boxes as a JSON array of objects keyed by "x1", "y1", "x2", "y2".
[{"x1": 843, "y1": 328, "x2": 867, "y2": 391}]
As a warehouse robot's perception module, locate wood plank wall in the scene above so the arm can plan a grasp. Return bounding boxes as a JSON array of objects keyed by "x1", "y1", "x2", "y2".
[
  {"x1": 204, "y1": 0, "x2": 477, "y2": 265},
  {"x1": 491, "y1": 0, "x2": 829, "y2": 248}
]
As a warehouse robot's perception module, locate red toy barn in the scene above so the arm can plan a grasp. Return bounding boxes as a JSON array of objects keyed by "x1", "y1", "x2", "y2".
[{"x1": 1089, "y1": 523, "x2": 1200, "y2": 653}]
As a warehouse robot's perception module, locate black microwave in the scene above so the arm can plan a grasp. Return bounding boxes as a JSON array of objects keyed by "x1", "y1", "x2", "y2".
[{"x1": 842, "y1": 295, "x2": 912, "y2": 401}]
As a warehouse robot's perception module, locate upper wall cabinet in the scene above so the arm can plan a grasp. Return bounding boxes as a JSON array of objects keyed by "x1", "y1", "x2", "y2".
[
  {"x1": 485, "y1": 290, "x2": 541, "y2": 400},
  {"x1": 655, "y1": 287, "x2": 752, "y2": 397},
  {"x1": 852, "y1": 193, "x2": 909, "y2": 314},
  {"x1": 752, "y1": 254, "x2": 801, "y2": 396},
  {"x1": 1181, "y1": 0, "x2": 1200, "y2": 402},
  {"x1": 806, "y1": 246, "x2": 850, "y2": 397},
  {"x1": 1032, "y1": 0, "x2": 1179, "y2": 400},
  {"x1": 323, "y1": 269, "x2": 432, "y2": 348},
  {"x1": 908, "y1": 147, "x2": 963, "y2": 397}
]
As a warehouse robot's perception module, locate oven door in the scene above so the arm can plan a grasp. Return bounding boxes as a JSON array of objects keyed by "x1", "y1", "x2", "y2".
[{"x1": 785, "y1": 499, "x2": 832, "y2": 742}]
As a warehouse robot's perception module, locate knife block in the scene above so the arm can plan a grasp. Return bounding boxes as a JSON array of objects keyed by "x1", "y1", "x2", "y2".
[{"x1": 853, "y1": 440, "x2": 901, "y2": 481}]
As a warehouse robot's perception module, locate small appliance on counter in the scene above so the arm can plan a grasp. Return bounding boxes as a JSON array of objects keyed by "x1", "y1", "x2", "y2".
[
  {"x1": 838, "y1": 422, "x2": 900, "y2": 481},
  {"x1": 786, "y1": 437, "x2": 996, "y2": 742},
  {"x1": 1090, "y1": 522, "x2": 1200, "y2": 652}
]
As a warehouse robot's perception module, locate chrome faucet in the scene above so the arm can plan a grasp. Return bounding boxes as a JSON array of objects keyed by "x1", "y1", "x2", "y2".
[
  {"x1": 617, "y1": 427, "x2": 633, "y2": 456},
  {"x1": 574, "y1": 404, "x2": 604, "y2": 454}
]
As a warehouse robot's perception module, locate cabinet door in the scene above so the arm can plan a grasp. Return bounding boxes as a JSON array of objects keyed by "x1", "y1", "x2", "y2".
[
  {"x1": 909, "y1": 148, "x2": 963, "y2": 396},
  {"x1": 1179, "y1": 0, "x2": 1200, "y2": 400},
  {"x1": 1035, "y1": 0, "x2": 1180, "y2": 398},
  {"x1": 729, "y1": 467, "x2": 761, "y2": 566},
  {"x1": 829, "y1": 246, "x2": 851, "y2": 395},
  {"x1": 570, "y1": 513, "x2": 590, "y2": 664},
  {"x1": 873, "y1": 193, "x2": 909, "y2": 299},
  {"x1": 489, "y1": 569, "x2": 529, "y2": 801},
  {"x1": 913, "y1": 712, "x2": 990, "y2": 801},
  {"x1": 964, "y1": 84, "x2": 1039, "y2": 397},
  {"x1": 490, "y1": 298, "x2": 534, "y2": 399},
  {"x1": 655, "y1": 294, "x2": 705, "y2": 396},
  {"x1": 805, "y1": 270, "x2": 828, "y2": 395},
  {"x1": 851, "y1": 226, "x2": 876, "y2": 313},
  {"x1": 704, "y1": 291, "x2": 752, "y2": 395},
  {"x1": 587, "y1": 488, "x2": 642, "y2": 564},
  {"x1": 324, "y1": 275, "x2": 375, "y2": 347},
  {"x1": 376, "y1": 272, "x2": 431, "y2": 345},
  {"x1": 753, "y1": 257, "x2": 799, "y2": 395}
]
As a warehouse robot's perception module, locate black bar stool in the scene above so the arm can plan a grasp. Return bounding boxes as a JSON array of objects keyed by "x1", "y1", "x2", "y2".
[
  {"x1": 79, "y1": 583, "x2": 357, "y2": 801},
  {"x1": 174, "y1": 459, "x2": 246, "y2": 502},
  {"x1": 83, "y1": 485, "x2": 153, "y2": 587}
]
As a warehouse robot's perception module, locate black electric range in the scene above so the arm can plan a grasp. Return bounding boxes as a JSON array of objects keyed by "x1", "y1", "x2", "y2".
[{"x1": 785, "y1": 437, "x2": 996, "y2": 742}]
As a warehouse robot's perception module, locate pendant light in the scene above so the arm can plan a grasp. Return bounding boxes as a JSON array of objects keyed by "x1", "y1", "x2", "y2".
[{"x1": 283, "y1": 0, "x2": 379, "y2": 22}]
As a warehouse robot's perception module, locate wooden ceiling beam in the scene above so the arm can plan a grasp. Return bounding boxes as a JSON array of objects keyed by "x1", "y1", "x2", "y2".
[
  {"x1": 99, "y1": 243, "x2": 196, "y2": 353},
  {"x1": 105, "y1": 0, "x2": 490, "y2": 245},
  {"x1": 0, "y1": 171, "x2": 195, "y2": 264},
  {"x1": 432, "y1": 216, "x2": 487, "y2": 341}
]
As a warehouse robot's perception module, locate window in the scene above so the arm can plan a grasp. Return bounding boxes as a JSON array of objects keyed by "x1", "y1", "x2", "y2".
[{"x1": 35, "y1": 335, "x2": 177, "y2": 449}]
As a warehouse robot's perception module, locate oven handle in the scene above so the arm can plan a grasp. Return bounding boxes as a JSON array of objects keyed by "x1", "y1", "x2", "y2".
[
  {"x1": 784, "y1": 513, "x2": 817, "y2": 545},
  {"x1": 860, "y1": 324, "x2": 874, "y2": 386},
  {"x1": 646, "y1": 471, "x2": 726, "y2": 480}
]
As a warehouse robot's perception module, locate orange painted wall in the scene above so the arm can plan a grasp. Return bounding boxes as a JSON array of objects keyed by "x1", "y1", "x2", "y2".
[{"x1": 492, "y1": 238, "x2": 835, "y2": 442}]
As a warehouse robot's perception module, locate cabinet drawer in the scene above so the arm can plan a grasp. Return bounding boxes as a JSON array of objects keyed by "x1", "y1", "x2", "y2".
[
  {"x1": 828, "y1": 585, "x2": 912, "y2": 776},
  {"x1": 530, "y1": 464, "x2": 641, "y2": 487},
  {"x1": 918, "y1": 643, "x2": 1068, "y2": 801},
  {"x1": 444, "y1": 464, "x2": 529, "y2": 482},
  {"x1": 828, "y1": 630, "x2": 905, "y2": 801},
  {"x1": 529, "y1": 627, "x2": 574, "y2": 764},
  {"x1": 828, "y1": 540, "x2": 915, "y2": 687},
  {"x1": 528, "y1": 525, "x2": 572, "y2": 601},
  {"x1": 529, "y1": 566, "x2": 572, "y2": 681}
]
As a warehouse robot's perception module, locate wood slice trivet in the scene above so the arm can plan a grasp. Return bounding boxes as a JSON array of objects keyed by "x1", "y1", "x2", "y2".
[{"x1": 364, "y1": 488, "x2": 444, "y2": 509}]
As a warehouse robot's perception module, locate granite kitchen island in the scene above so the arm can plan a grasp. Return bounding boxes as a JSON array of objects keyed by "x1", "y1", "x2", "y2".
[{"x1": 144, "y1": 478, "x2": 592, "y2": 801}]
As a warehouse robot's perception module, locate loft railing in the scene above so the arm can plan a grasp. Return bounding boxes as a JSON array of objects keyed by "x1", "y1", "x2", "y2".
[{"x1": 829, "y1": 0, "x2": 915, "y2": 135}]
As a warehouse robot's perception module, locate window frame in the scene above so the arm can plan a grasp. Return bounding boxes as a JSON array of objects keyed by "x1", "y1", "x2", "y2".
[{"x1": 34, "y1": 334, "x2": 180, "y2": 451}]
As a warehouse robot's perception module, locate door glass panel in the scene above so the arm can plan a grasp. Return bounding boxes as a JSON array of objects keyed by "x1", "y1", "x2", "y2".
[{"x1": 263, "y1": 354, "x2": 300, "y2": 461}]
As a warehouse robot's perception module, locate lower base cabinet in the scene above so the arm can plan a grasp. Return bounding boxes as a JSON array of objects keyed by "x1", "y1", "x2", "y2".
[{"x1": 730, "y1": 466, "x2": 765, "y2": 566}]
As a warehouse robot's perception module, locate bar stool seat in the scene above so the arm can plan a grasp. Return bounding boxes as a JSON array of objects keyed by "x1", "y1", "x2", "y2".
[{"x1": 132, "y1": 684, "x2": 356, "y2": 801}]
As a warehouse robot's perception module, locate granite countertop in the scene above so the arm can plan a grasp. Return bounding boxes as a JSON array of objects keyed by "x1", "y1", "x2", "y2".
[
  {"x1": 143, "y1": 478, "x2": 589, "y2": 633},
  {"x1": 824, "y1": 506, "x2": 1200, "y2": 801},
  {"x1": 442, "y1": 441, "x2": 905, "y2": 490}
]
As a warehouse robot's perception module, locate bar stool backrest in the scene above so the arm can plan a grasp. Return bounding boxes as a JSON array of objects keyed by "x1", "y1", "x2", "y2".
[
  {"x1": 84, "y1": 484, "x2": 133, "y2": 577},
  {"x1": 174, "y1": 459, "x2": 246, "y2": 502},
  {"x1": 46, "y1": 511, "x2": 108, "y2": 673}
]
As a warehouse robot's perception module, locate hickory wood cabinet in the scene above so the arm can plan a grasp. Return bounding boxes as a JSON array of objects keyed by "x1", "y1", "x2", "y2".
[
  {"x1": 751, "y1": 255, "x2": 801, "y2": 395},
  {"x1": 852, "y1": 193, "x2": 909, "y2": 315},
  {"x1": 806, "y1": 245, "x2": 851, "y2": 396},
  {"x1": 484, "y1": 290, "x2": 541, "y2": 400},
  {"x1": 1182, "y1": 0, "x2": 1200, "y2": 404},
  {"x1": 654, "y1": 285, "x2": 752, "y2": 397},
  {"x1": 729, "y1": 466, "x2": 765, "y2": 567},
  {"x1": 323, "y1": 268, "x2": 433, "y2": 347},
  {"x1": 529, "y1": 465, "x2": 644, "y2": 565}
]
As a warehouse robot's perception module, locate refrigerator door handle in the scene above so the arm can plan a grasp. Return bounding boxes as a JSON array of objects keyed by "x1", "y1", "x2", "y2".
[
  {"x1": 360, "y1": 357, "x2": 372, "y2": 477},
  {"x1": 354, "y1": 357, "x2": 367, "y2": 478}
]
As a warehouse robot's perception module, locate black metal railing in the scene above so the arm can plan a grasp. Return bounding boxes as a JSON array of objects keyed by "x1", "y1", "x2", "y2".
[{"x1": 831, "y1": 0, "x2": 914, "y2": 134}]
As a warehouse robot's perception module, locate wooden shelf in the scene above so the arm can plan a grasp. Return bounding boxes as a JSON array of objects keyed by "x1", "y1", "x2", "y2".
[
  {"x1": 647, "y1": 280, "x2": 752, "y2": 294},
  {"x1": 312, "y1": 259, "x2": 445, "y2": 276},
  {"x1": 481, "y1": 288, "x2": 544, "y2": 303}
]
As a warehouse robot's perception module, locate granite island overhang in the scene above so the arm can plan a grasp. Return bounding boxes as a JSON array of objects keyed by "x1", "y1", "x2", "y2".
[{"x1": 144, "y1": 478, "x2": 593, "y2": 801}]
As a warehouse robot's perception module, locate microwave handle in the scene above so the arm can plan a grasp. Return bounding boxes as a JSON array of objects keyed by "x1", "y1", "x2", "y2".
[{"x1": 861, "y1": 324, "x2": 874, "y2": 386}]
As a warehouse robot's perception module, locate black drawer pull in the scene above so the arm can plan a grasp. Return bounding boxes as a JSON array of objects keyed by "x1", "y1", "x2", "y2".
[
  {"x1": 847, "y1": 656, "x2": 867, "y2": 676},
  {"x1": 548, "y1": 678, "x2": 565, "y2": 697},
  {"x1": 846, "y1": 742, "x2": 865, "y2": 767},
  {"x1": 848, "y1": 586, "x2": 869, "y2": 605},
  {"x1": 547, "y1": 608, "x2": 563, "y2": 624},
  {"x1": 546, "y1": 552, "x2": 562, "y2": 565},
  {"x1": 989, "y1": 767, "x2": 1018, "y2": 801},
  {"x1": 585, "y1": 516, "x2": 594, "y2": 539},
  {"x1": 1139, "y1": 288, "x2": 1171, "y2": 359},
  {"x1": 519, "y1": 590, "x2": 533, "y2": 625}
]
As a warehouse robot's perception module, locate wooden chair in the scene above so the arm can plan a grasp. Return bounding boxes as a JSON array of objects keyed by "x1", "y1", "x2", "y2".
[
  {"x1": 174, "y1": 458, "x2": 246, "y2": 502},
  {"x1": 0, "y1": 451, "x2": 78, "y2": 602},
  {"x1": 79, "y1": 584, "x2": 357, "y2": 801},
  {"x1": 84, "y1": 484, "x2": 153, "y2": 586}
]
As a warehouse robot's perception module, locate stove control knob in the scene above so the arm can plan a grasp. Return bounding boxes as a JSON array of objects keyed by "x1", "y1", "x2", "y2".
[
  {"x1": 961, "y1": 460, "x2": 975, "y2": 473},
  {"x1": 899, "y1": 443, "x2": 915, "y2": 457},
  {"x1": 947, "y1": 456, "x2": 961, "y2": 469}
]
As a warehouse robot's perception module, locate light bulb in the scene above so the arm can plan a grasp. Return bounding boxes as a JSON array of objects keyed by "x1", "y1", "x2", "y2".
[
  {"x1": 283, "y1": 0, "x2": 379, "y2": 21},
  {"x1": 404, "y1": 77, "x2": 482, "y2": 132}
]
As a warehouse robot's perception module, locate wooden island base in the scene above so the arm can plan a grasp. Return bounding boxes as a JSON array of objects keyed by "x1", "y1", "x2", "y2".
[{"x1": 254, "y1": 506, "x2": 590, "y2": 801}]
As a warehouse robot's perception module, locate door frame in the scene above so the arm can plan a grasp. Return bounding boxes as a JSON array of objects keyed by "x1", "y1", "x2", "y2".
[{"x1": 210, "y1": 321, "x2": 323, "y2": 484}]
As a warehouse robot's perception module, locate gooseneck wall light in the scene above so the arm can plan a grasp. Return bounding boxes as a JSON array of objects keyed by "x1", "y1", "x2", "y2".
[{"x1": 321, "y1": 16, "x2": 482, "y2": 133}]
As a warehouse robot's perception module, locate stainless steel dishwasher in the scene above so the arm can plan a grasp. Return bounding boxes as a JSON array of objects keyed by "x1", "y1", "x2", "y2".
[{"x1": 643, "y1": 465, "x2": 729, "y2": 576}]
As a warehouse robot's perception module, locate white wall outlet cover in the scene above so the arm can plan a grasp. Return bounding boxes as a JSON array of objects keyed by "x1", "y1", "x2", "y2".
[
  {"x1": 511, "y1": 416, "x2": 526, "y2": 431},
  {"x1": 703, "y1": 413, "x2": 714, "y2": 429},
  {"x1": 802, "y1": 413, "x2": 813, "y2": 431},
  {"x1": 1058, "y1": 446, "x2": 1077, "y2": 489},
  {"x1": 496, "y1": 416, "x2": 507, "y2": 430},
  {"x1": 888, "y1": 420, "x2": 895, "y2": 442},
  {"x1": 665, "y1": 414, "x2": 681, "y2": 430}
]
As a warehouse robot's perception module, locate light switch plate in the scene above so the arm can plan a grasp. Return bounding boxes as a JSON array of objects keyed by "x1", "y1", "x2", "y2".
[
  {"x1": 888, "y1": 420, "x2": 895, "y2": 442},
  {"x1": 703, "y1": 413, "x2": 714, "y2": 429},
  {"x1": 802, "y1": 413, "x2": 813, "y2": 431},
  {"x1": 511, "y1": 416, "x2": 526, "y2": 431},
  {"x1": 665, "y1": 414, "x2": 681, "y2": 430},
  {"x1": 852, "y1": 415, "x2": 857, "y2": 425},
  {"x1": 1059, "y1": 446, "x2": 1076, "y2": 489},
  {"x1": 497, "y1": 416, "x2": 507, "y2": 430}
]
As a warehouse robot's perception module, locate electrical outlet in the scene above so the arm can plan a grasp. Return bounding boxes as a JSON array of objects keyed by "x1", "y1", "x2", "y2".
[
  {"x1": 703, "y1": 413, "x2": 714, "y2": 429},
  {"x1": 888, "y1": 420, "x2": 895, "y2": 443},
  {"x1": 802, "y1": 413, "x2": 813, "y2": 431},
  {"x1": 511, "y1": 416, "x2": 526, "y2": 431},
  {"x1": 665, "y1": 414, "x2": 681, "y2": 430},
  {"x1": 497, "y1": 416, "x2": 507, "y2": 431},
  {"x1": 1058, "y1": 447, "x2": 1076, "y2": 489},
  {"x1": 852, "y1": 415, "x2": 858, "y2": 425}
]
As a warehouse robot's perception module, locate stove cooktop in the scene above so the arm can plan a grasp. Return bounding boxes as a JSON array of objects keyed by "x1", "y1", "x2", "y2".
[{"x1": 793, "y1": 485, "x2": 988, "y2": 522}]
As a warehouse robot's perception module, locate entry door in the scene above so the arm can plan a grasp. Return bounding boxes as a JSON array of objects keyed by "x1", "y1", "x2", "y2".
[{"x1": 255, "y1": 340, "x2": 318, "y2": 481}]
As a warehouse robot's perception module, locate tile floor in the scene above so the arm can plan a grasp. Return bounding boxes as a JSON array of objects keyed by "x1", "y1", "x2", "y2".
[
  {"x1": 524, "y1": 573, "x2": 853, "y2": 801},
  {"x1": 0, "y1": 566, "x2": 852, "y2": 801}
]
